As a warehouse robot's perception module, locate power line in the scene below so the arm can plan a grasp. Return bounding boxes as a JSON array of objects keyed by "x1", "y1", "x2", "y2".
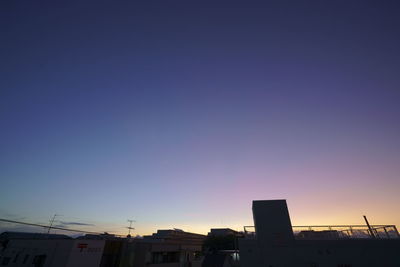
[{"x1": 0, "y1": 218, "x2": 113, "y2": 236}]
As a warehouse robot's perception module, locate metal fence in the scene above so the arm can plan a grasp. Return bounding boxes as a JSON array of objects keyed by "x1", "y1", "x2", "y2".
[{"x1": 243, "y1": 225, "x2": 400, "y2": 240}]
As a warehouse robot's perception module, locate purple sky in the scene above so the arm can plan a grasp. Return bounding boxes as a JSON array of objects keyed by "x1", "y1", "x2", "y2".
[{"x1": 1, "y1": 1, "x2": 400, "y2": 235}]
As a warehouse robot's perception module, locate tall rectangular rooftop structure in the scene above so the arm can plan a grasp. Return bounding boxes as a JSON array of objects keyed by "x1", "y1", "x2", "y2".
[{"x1": 253, "y1": 200, "x2": 294, "y2": 246}]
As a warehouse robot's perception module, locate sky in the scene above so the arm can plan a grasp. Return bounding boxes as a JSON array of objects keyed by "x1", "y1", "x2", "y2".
[{"x1": 1, "y1": 1, "x2": 400, "y2": 236}]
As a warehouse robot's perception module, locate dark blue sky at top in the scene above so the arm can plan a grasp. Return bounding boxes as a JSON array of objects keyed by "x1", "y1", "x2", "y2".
[{"x1": 1, "y1": 1, "x2": 400, "y2": 233}]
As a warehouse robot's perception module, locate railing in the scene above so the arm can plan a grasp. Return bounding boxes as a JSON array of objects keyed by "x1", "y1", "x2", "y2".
[
  {"x1": 293, "y1": 225, "x2": 399, "y2": 240},
  {"x1": 243, "y1": 225, "x2": 400, "y2": 240}
]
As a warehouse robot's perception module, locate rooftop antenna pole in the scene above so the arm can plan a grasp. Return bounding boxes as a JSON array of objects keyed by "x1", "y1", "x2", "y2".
[
  {"x1": 363, "y1": 215, "x2": 375, "y2": 238},
  {"x1": 47, "y1": 214, "x2": 59, "y2": 234},
  {"x1": 127, "y1": 219, "x2": 136, "y2": 237}
]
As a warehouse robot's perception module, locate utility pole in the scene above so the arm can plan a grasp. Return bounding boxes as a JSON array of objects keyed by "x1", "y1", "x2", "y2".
[{"x1": 127, "y1": 219, "x2": 136, "y2": 237}]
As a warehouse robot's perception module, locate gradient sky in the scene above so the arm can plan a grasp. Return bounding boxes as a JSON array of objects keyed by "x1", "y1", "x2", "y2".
[{"x1": 1, "y1": 1, "x2": 400, "y2": 236}]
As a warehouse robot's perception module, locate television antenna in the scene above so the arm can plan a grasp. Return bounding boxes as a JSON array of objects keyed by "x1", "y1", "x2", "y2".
[
  {"x1": 47, "y1": 214, "x2": 62, "y2": 234},
  {"x1": 127, "y1": 219, "x2": 136, "y2": 237}
]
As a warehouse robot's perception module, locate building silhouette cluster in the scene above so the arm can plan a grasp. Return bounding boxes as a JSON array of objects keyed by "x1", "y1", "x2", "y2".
[{"x1": 1, "y1": 200, "x2": 399, "y2": 267}]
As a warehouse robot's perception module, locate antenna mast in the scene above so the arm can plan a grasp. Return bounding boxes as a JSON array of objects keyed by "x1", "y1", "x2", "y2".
[
  {"x1": 363, "y1": 215, "x2": 376, "y2": 238},
  {"x1": 127, "y1": 219, "x2": 136, "y2": 237},
  {"x1": 47, "y1": 214, "x2": 60, "y2": 234}
]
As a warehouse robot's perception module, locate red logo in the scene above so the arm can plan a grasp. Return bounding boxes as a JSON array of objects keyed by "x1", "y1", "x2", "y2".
[{"x1": 77, "y1": 243, "x2": 88, "y2": 252}]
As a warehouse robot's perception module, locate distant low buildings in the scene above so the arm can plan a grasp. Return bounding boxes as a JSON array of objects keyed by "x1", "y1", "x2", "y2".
[
  {"x1": 126, "y1": 229, "x2": 206, "y2": 267},
  {"x1": 0, "y1": 229, "x2": 205, "y2": 267},
  {"x1": 207, "y1": 229, "x2": 240, "y2": 237}
]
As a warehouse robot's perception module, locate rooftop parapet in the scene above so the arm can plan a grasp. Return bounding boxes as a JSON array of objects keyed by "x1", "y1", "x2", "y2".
[{"x1": 243, "y1": 225, "x2": 400, "y2": 240}]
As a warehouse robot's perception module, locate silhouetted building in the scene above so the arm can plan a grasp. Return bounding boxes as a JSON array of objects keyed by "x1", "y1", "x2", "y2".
[
  {"x1": 202, "y1": 250, "x2": 240, "y2": 267},
  {"x1": 0, "y1": 229, "x2": 205, "y2": 267},
  {"x1": 0, "y1": 232, "x2": 105, "y2": 267},
  {"x1": 143, "y1": 229, "x2": 205, "y2": 246},
  {"x1": 239, "y1": 199, "x2": 400, "y2": 267},
  {"x1": 117, "y1": 229, "x2": 206, "y2": 267},
  {"x1": 207, "y1": 229, "x2": 240, "y2": 237},
  {"x1": 202, "y1": 229, "x2": 241, "y2": 267}
]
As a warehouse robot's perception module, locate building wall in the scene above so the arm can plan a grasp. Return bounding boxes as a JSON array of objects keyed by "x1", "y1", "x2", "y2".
[
  {"x1": 0, "y1": 239, "x2": 105, "y2": 267},
  {"x1": 115, "y1": 240, "x2": 203, "y2": 267},
  {"x1": 238, "y1": 239, "x2": 260, "y2": 267},
  {"x1": 292, "y1": 239, "x2": 400, "y2": 267},
  {"x1": 241, "y1": 236, "x2": 400, "y2": 267},
  {"x1": 0, "y1": 239, "x2": 73, "y2": 267},
  {"x1": 65, "y1": 240, "x2": 105, "y2": 267}
]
